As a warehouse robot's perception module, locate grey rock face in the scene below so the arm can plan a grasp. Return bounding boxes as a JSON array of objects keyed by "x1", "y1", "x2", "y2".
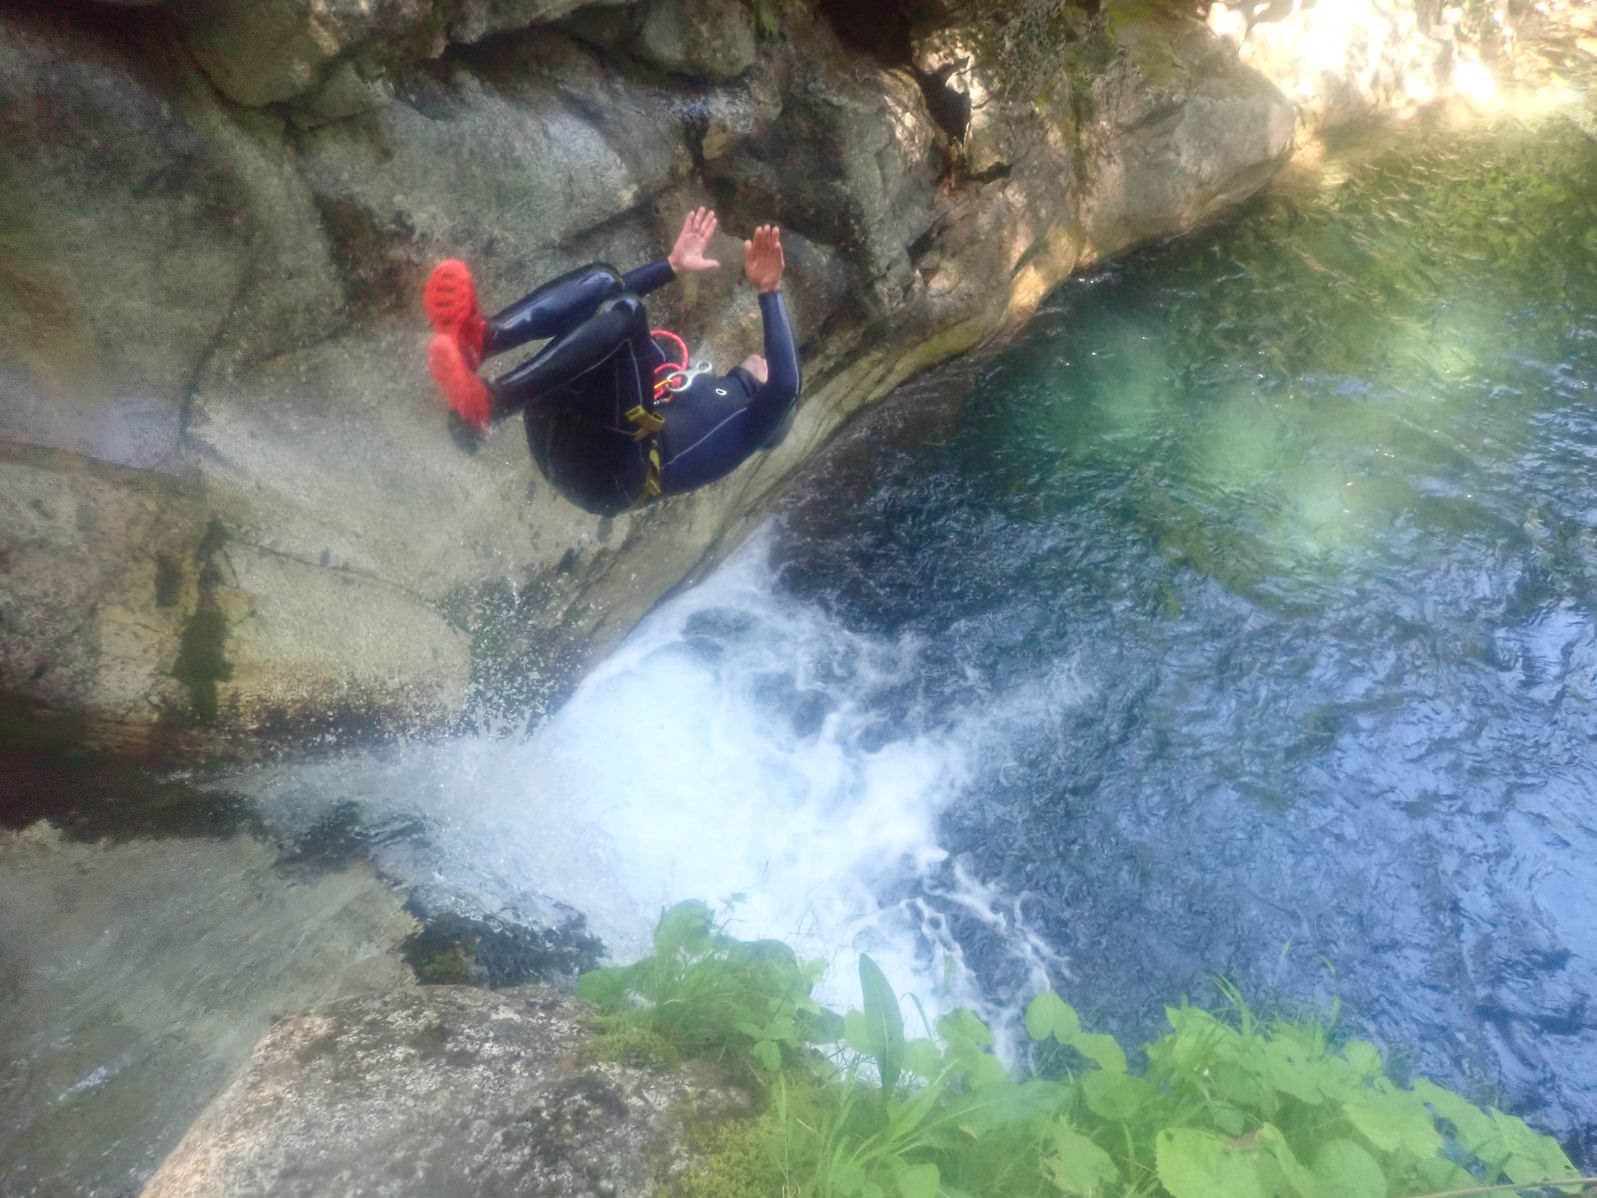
[
  {"x1": 634, "y1": 0, "x2": 758, "y2": 80},
  {"x1": 0, "y1": 824, "x2": 418, "y2": 1197},
  {"x1": 140, "y1": 987, "x2": 749, "y2": 1198},
  {"x1": 170, "y1": 0, "x2": 446, "y2": 107},
  {"x1": 1077, "y1": 5, "x2": 1297, "y2": 258}
]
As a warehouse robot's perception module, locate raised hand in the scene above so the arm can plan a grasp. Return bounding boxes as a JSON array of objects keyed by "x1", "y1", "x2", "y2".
[
  {"x1": 743, "y1": 224, "x2": 784, "y2": 294},
  {"x1": 668, "y1": 206, "x2": 721, "y2": 275}
]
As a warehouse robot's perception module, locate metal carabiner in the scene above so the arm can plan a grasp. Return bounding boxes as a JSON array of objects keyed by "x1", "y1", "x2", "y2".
[{"x1": 665, "y1": 360, "x2": 713, "y2": 393}]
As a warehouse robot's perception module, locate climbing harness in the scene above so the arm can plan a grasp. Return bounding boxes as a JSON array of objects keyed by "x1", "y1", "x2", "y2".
[{"x1": 623, "y1": 328, "x2": 692, "y2": 503}]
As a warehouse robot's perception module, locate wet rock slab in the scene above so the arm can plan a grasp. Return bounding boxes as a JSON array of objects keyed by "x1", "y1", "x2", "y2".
[
  {"x1": 0, "y1": 822, "x2": 418, "y2": 1197},
  {"x1": 142, "y1": 985, "x2": 748, "y2": 1198}
]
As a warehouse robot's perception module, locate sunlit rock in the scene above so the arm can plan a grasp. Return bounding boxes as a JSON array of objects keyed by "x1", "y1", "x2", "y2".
[{"x1": 140, "y1": 987, "x2": 750, "y2": 1198}]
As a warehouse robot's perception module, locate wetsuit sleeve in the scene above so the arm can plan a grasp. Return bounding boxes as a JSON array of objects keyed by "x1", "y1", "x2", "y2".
[
  {"x1": 622, "y1": 259, "x2": 677, "y2": 297},
  {"x1": 754, "y1": 290, "x2": 801, "y2": 414}
]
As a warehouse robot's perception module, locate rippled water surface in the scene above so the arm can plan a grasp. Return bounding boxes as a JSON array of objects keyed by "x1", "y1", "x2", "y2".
[
  {"x1": 771, "y1": 108, "x2": 1597, "y2": 1155},
  {"x1": 7, "y1": 97, "x2": 1597, "y2": 1195}
]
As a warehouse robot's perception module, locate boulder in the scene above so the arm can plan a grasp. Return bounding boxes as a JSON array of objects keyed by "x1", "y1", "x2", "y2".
[
  {"x1": 166, "y1": 0, "x2": 642, "y2": 109},
  {"x1": 1077, "y1": 4, "x2": 1296, "y2": 261},
  {"x1": 169, "y1": 0, "x2": 445, "y2": 108},
  {"x1": 633, "y1": 0, "x2": 758, "y2": 80},
  {"x1": 140, "y1": 986, "x2": 751, "y2": 1198}
]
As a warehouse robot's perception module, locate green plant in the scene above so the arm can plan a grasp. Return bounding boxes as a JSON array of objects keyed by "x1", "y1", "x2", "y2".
[
  {"x1": 580, "y1": 902, "x2": 1588, "y2": 1198},
  {"x1": 577, "y1": 900, "x2": 836, "y2": 1078}
]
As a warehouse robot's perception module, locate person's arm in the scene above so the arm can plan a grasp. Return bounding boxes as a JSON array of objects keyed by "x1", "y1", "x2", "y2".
[
  {"x1": 622, "y1": 259, "x2": 675, "y2": 296},
  {"x1": 744, "y1": 224, "x2": 800, "y2": 425},
  {"x1": 751, "y1": 289, "x2": 800, "y2": 414},
  {"x1": 626, "y1": 207, "x2": 721, "y2": 297}
]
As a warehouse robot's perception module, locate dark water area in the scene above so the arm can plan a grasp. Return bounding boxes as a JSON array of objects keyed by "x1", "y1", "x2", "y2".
[{"x1": 769, "y1": 108, "x2": 1597, "y2": 1160}]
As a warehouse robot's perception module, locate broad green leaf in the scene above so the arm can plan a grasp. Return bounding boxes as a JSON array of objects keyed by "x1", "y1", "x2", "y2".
[
  {"x1": 1259, "y1": 1035, "x2": 1327, "y2": 1105},
  {"x1": 1048, "y1": 1120, "x2": 1120, "y2": 1196},
  {"x1": 1026, "y1": 992, "x2": 1081, "y2": 1043},
  {"x1": 1344, "y1": 1089, "x2": 1440, "y2": 1159},
  {"x1": 949, "y1": 1079, "x2": 1061, "y2": 1137},
  {"x1": 846, "y1": 1011, "x2": 873, "y2": 1055},
  {"x1": 955, "y1": 1048, "x2": 1011, "y2": 1089},
  {"x1": 1407, "y1": 1153, "x2": 1478, "y2": 1196},
  {"x1": 1310, "y1": 1139, "x2": 1386, "y2": 1198},
  {"x1": 1073, "y1": 1031, "x2": 1127, "y2": 1075},
  {"x1": 1164, "y1": 1005, "x2": 1242, "y2": 1070},
  {"x1": 1341, "y1": 1040, "x2": 1382, "y2": 1079},
  {"x1": 894, "y1": 1161, "x2": 940, "y2": 1198},
  {"x1": 1259, "y1": 1124, "x2": 1321, "y2": 1198},
  {"x1": 905, "y1": 1038, "x2": 945, "y2": 1081},
  {"x1": 938, "y1": 1008, "x2": 993, "y2": 1050},
  {"x1": 860, "y1": 953, "x2": 904, "y2": 1098},
  {"x1": 765, "y1": 1014, "x2": 798, "y2": 1043},
  {"x1": 1080, "y1": 1070, "x2": 1151, "y2": 1121},
  {"x1": 752, "y1": 1040, "x2": 782, "y2": 1073},
  {"x1": 653, "y1": 900, "x2": 713, "y2": 958},
  {"x1": 1493, "y1": 1109, "x2": 1578, "y2": 1184},
  {"x1": 834, "y1": 1157, "x2": 868, "y2": 1197},
  {"x1": 1210, "y1": 1102, "x2": 1249, "y2": 1136},
  {"x1": 1210, "y1": 1061, "x2": 1271, "y2": 1112},
  {"x1": 1155, "y1": 1128, "x2": 1266, "y2": 1198},
  {"x1": 1412, "y1": 1078, "x2": 1496, "y2": 1154}
]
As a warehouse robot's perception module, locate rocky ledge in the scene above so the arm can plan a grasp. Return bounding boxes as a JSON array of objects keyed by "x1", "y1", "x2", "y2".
[
  {"x1": 139, "y1": 986, "x2": 749, "y2": 1198},
  {"x1": 0, "y1": 0, "x2": 1511, "y2": 754}
]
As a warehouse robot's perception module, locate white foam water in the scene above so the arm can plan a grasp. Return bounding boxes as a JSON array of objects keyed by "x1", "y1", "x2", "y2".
[{"x1": 217, "y1": 529, "x2": 1069, "y2": 1034}]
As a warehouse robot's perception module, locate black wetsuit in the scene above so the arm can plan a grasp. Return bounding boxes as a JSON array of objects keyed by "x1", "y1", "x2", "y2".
[{"x1": 476, "y1": 260, "x2": 801, "y2": 517}]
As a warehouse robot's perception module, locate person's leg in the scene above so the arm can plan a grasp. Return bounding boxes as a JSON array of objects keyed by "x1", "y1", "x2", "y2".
[
  {"x1": 423, "y1": 261, "x2": 625, "y2": 363},
  {"x1": 491, "y1": 292, "x2": 659, "y2": 428},
  {"x1": 483, "y1": 263, "x2": 627, "y2": 357},
  {"x1": 429, "y1": 271, "x2": 649, "y2": 436}
]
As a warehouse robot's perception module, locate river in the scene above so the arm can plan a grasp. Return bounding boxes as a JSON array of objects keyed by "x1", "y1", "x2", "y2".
[{"x1": 4, "y1": 91, "x2": 1596, "y2": 1195}]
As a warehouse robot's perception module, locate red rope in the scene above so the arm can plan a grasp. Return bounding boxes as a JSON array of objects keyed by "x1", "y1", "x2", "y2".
[{"x1": 651, "y1": 328, "x2": 690, "y2": 404}]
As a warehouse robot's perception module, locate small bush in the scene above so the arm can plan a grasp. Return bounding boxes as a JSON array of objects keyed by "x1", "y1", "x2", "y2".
[{"x1": 580, "y1": 901, "x2": 1585, "y2": 1198}]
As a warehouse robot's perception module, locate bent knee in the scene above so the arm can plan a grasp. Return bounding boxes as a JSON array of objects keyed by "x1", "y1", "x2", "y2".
[{"x1": 599, "y1": 292, "x2": 647, "y2": 320}]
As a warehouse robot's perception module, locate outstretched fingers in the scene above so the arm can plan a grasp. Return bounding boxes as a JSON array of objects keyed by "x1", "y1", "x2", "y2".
[
  {"x1": 743, "y1": 224, "x2": 786, "y2": 292},
  {"x1": 672, "y1": 205, "x2": 722, "y2": 272}
]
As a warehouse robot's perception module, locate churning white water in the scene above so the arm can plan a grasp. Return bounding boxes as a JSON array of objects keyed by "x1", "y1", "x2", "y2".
[{"x1": 217, "y1": 529, "x2": 1068, "y2": 1028}]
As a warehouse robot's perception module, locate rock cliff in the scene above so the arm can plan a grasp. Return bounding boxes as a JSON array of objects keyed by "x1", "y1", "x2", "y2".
[{"x1": 0, "y1": 0, "x2": 1491, "y2": 753}]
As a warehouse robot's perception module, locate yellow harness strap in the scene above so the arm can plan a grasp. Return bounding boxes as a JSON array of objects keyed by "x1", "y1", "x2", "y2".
[
  {"x1": 623, "y1": 404, "x2": 665, "y2": 507},
  {"x1": 642, "y1": 443, "x2": 663, "y2": 499},
  {"x1": 625, "y1": 404, "x2": 666, "y2": 440}
]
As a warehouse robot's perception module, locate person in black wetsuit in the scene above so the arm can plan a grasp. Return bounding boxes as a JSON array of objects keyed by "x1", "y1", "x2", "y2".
[{"x1": 422, "y1": 209, "x2": 801, "y2": 517}]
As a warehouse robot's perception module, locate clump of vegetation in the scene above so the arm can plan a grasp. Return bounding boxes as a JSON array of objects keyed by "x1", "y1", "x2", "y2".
[
  {"x1": 959, "y1": 0, "x2": 1112, "y2": 111},
  {"x1": 581, "y1": 901, "x2": 1588, "y2": 1198}
]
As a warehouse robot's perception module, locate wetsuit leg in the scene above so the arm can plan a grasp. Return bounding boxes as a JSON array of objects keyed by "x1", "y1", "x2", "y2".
[
  {"x1": 482, "y1": 263, "x2": 626, "y2": 358},
  {"x1": 491, "y1": 291, "x2": 659, "y2": 427}
]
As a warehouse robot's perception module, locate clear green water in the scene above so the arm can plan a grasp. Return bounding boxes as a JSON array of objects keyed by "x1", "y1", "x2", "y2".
[{"x1": 773, "y1": 104, "x2": 1597, "y2": 1158}]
